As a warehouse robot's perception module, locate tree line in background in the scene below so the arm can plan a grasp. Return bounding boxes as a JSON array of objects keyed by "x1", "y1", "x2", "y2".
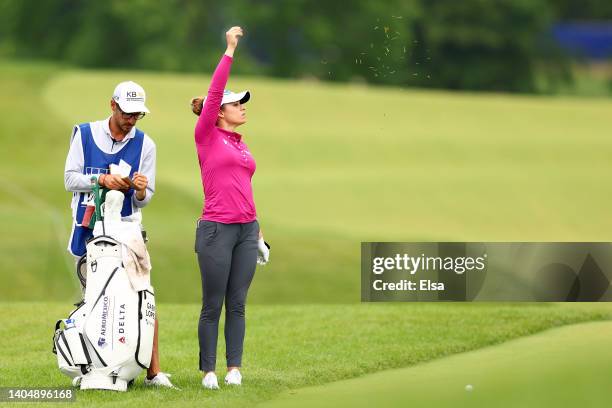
[{"x1": 0, "y1": 0, "x2": 610, "y2": 93}]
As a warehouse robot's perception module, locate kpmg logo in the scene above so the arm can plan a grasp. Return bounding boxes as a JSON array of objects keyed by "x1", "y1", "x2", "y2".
[{"x1": 97, "y1": 337, "x2": 106, "y2": 347}]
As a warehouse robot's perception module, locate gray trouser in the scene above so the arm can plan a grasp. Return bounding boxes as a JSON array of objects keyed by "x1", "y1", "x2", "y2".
[{"x1": 195, "y1": 219, "x2": 259, "y2": 372}]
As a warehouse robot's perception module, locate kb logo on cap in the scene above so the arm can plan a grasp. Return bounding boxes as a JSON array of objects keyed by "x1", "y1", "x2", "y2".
[{"x1": 127, "y1": 91, "x2": 137, "y2": 97}]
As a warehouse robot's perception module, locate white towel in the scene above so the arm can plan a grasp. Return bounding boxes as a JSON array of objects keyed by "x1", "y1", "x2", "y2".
[
  {"x1": 119, "y1": 227, "x2": 151, "y2": 291},
  {"x1": 99, "y1": 220, "x2": 151, "y2": 291},
  {"x1": 93, "y1": 191, "x2": 151, "y2": 291}
]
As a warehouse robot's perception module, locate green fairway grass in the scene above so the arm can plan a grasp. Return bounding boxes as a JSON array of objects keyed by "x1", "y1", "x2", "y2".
[
  {"x1": 1, "y1": 302, "x2": 611, "y2": 407},
  {"x1": 2, "y1": 60, "x2": 612, "y2": 303},
  {"x1": 260, "y1": 320, "x2": 612, "y2": 408},
  {"x1": 1, "y1": 60, "x2": 612, "y2": 407}
]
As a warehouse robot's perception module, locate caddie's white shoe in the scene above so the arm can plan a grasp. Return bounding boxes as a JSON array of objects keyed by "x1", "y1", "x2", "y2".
[
  {"x1": 144, "y1": 372, "x2": 175, "y2": 388},
  {"x1": 202, "y1": 372, "x2": 219, "y2": 390},
  {"x1": 225, "y1": 368, "x2": 242, "y2": 385}
]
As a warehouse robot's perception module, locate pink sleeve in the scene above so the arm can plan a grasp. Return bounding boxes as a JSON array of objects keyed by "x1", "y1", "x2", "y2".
[{"x1": 195, "y1": 54, "x2": 233, "y2": 144}]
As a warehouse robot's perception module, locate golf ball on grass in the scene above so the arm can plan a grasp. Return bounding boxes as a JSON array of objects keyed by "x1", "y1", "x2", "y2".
[{"x1": 465, "y1": 384, "x2": 473, "y2": 392}]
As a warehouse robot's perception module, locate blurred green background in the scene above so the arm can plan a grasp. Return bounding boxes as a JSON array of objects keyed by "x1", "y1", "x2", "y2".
[
  {"x1": 2, "y1": 61, "x2": 611, "y2": 304},
  {"x1": 1, "y1": 0, "x2": 611, "y2": 304},
  {"x1": 1, "y1": 0, "x2": 612, "y2": 93}
]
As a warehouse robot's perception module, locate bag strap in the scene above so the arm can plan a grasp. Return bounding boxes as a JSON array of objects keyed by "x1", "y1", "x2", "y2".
[{"x1": 51, "y1": 319, "x2": 63, "y2": 354}]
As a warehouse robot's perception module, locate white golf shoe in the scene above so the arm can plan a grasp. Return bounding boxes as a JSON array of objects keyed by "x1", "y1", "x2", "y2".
[
  {"x1": 225, "y1": 368, "x2": 242, "y2": 385},
  {"x1": 202, "y1": 372, "x2": 219, "y2": 390},
  {"x1": 144, "y1": 372, "x2": 175, "y2": 388}
]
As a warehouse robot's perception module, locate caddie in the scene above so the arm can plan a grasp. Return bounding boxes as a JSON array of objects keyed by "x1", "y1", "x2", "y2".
[{"x1": 63, "y1": 80, "x2": 174, "y2": 388}]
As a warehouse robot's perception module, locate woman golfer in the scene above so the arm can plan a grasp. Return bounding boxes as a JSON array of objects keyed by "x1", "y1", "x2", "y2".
[{"x1": 191, "y1": 26, "x2": 269, "y2": 389}]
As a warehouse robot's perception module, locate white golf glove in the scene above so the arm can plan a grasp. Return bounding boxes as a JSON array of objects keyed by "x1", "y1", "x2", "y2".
[{"x1": 257, "y1": 238, "x2": 270, "y2": 265}]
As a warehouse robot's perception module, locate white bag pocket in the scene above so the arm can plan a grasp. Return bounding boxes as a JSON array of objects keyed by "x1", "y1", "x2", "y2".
[
  {"x1": 53, "y1": 319, "x2": 92, "y2": 378},
  {"x1": 135, "y1": 288, "x2": 156, "y2": 368}
]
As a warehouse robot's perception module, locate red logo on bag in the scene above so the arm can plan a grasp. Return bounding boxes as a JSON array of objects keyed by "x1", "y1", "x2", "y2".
[{"x1": 119, "y1": 337, "x2": 126, "y2": 344}]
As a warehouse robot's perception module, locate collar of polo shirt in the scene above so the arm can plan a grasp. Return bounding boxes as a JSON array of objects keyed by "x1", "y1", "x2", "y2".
[
  {"x1": 104, "y1": 115, "x2": 137, "y2": 141},
  {"x1": 219, "y1": 127, "x2": 242, "y2": 142}
]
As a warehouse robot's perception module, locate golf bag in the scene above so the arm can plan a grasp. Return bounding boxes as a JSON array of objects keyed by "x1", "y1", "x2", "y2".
[{"x1": 53, "y1": 188, "x2": 155, "y2": 391}]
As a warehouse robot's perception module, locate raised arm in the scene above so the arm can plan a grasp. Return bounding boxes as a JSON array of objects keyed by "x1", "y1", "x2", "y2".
[{"x1": 195, "y1": 26, "x2": 244, "y2": 144}]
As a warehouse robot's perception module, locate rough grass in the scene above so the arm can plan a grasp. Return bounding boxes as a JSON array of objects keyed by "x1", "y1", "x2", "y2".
[{"x1": 1, "y1": 302, "x2": 611, "y2": 407}]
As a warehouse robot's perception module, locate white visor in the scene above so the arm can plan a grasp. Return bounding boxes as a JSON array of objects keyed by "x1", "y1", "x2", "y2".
[{"x1": 204, "y1": 90, "x2": 250, "y2": 106}]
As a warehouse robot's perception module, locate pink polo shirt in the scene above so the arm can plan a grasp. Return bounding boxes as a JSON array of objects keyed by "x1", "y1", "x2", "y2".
[{"x1": 194, "y1": 55, "x2": 257, "y2": 223}]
